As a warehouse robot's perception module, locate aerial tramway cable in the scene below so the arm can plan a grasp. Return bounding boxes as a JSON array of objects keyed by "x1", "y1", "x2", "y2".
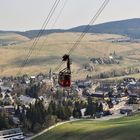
[
  {"x1": 36, "y1": 0, "x2": 68, "y2": 54},
  {"x1": 54, "y1": 0, "x2": 110, "y2": 73},
  {"x1": 25, "y1": 0, "x2": 68, "y2": 70},
  {"x1": 16, "y1": 0, "x2": 61, "y2": 76}
]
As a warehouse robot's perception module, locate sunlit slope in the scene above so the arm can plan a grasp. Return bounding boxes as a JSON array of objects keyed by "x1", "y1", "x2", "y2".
[
  {"x1": 0, "y1": 32, "x2": 140, "y2": 77},
  {"x1": 33, "y1": 115, "x2": 140, "y2": 140},
  {"x1": 0, "y1": 32, "x2": 29, "y2": 44}
]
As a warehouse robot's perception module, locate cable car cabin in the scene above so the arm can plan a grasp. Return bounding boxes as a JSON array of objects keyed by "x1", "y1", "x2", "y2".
[
  {"x1": 58, "y1": 68, "x2": 71, "y2": 87},
  {"x1": 58, "y1": 54, "x2": 71, "y2": 88}
]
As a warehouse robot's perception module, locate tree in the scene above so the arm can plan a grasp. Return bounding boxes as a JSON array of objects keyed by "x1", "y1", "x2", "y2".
[
  {"x1": 48, "y1": 101, "x2": 57, "y2": 116},
  {"x1": 72, "y1": 101, "x2": 82, "y2": 118},
  {"x1": 64, "y1": 106, "x2": 72, "y2": 120},
  {"x1": 0, "y1": 113, "x2": 9, "y2": 130},
  {"x1": 56, "y1": 104, "x2": 65, "y2": 120},
  {"x1": 25, "y1": 99, "x2": 47, "y2": 132},
  {"x1": 96, "y1": 102, "x2": 103, "y2": 112},
  {"x1": 15, "y1": 105, "x2": 20, "y2": 117},
  {"x1": 55, "y1": 89, "x2": 63, "y2": 100},
  {"x1": 20, "y1": 106, "x2": 26, "y2": 123},
  {"x1": 85, "y1": 97, "x2": 96, "y2": 117},
  {"x1": 27, "y1": 84, "x2": 41, "y2": 98},
  {"x1": 73, "y1": 107, "x2": 82, "y2": 118},
  {"x1": 45, "y1": 115, "x2": 57, "y2": 127}
]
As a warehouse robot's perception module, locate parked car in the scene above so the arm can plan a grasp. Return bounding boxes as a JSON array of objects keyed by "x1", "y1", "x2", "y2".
[
  {"x1": 120, "y1": 108, "x2": 132, "y2": 114},
  {"x1": 103, "y1": 110, "x2": 113, "y2": 116},
  {"x1": 127, "y1": 97, "x2": 139, "y2": 104},
  {"x1": 95, "y1": 112, "x2": 102, "y2": 118}
]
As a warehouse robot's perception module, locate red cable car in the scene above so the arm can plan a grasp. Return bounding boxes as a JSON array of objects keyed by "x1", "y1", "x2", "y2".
[{"x1": 58, "y1": 54, "x2": 71, "y2": 87}]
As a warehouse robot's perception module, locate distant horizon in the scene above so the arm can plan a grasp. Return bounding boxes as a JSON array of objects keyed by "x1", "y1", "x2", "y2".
[
  {"x1": 0, "y1": 18, "x2": 139, "y2": 32},
  {"x1": 0, "y1": 0, "x2": 140, "y2": 31}
]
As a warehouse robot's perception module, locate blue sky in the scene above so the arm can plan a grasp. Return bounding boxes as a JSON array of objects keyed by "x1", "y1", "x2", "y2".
[{"x1": 0, "y1": 0, "x2": 140, "y2": 31}]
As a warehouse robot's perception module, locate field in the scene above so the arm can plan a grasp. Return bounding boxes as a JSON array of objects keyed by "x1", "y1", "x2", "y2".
[
  {"x1": 0, "y1": 32, "x2": 140, "y2": 79},
  {"x1": 33, "y1": 115, "x2": 140, "y2": 140}
]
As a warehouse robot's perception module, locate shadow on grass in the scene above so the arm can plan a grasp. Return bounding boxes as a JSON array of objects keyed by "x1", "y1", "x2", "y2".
[
  {"x1": 33, "y1": 118, "x2": 140, "y2": 140},
  {"x1": 10, "y1": 55, "x2": 89, "y2": 68},
  {"x1": 10, "y1": 56, "x2": 61, "y2": 67}
]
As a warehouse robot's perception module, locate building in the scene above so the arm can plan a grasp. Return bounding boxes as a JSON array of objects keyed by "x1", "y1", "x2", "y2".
[
  {"x1": 0, "y1": 128, "x2": 25, "y2": 140},
  {"x1": 18, "y1": 95, "x2": 36, "y2": 106},
  {"x1": 76, "y1": 80, "x2": 92, "y2": 88},
  {"x1": 0, "y1": 105, "x2": 15, "y2": 116},
  {"x1": 90, "y1": 91, "x2": 109, "y2": 100},
  {"x1": 99, "y1": 81, "x2": 116, "y2": 92},
  {"x1": 3, "y1": 94, "x2": 14, "y2": 105}
]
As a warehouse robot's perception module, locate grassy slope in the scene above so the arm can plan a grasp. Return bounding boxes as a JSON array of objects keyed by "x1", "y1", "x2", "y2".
[
  {"x1": 0, "y1": 32, "x2": 140, "y2": 78},
  {"x1": 0, "y1": 32, "x2": 29, "y2": 43},
  {"x1": 33, "y1": 115, "x2": 140, "y2": 140}
]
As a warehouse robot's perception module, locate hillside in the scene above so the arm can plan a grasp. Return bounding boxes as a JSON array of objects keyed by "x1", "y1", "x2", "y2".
[
  {"x1": 33, "y1": 115, "x2": 140, "y2": 140},
  {"x1": 69, "y1": 18, "x2": 140, "y2": 39},
  {"x1": 15, "y1": 29, "x2": 65, "y2": 39},
  {"x1": 0, "y1": 32, "x2": 140, "y2": 78},
  {"x1": 1, "y1": 18, "x2": 140, "y2": 39},
  {"x1": 0, "y1": 32, "x2": 30, "y2": 47}
]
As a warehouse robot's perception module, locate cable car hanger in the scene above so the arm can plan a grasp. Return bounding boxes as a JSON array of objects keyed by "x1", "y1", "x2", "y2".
[{"x1": 58, "y1": 54, "x2": 72, "y2": 87}]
